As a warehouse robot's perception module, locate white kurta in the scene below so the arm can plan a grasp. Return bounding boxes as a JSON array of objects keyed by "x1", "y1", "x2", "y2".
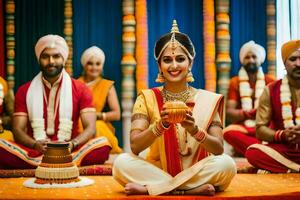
[{"x1": 113, "y1": 153, "x2": 236, "y2": 195}]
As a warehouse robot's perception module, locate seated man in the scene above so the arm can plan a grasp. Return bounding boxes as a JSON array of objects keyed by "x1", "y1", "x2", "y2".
[
  {"x1": 246, "y1": 40, "x2": 300, "y2": 173},
  {"x1": 0, "y1": 34, "x2": 111, "y2": 169},
  {"x1": 223, "y1": 41, "x2": 275, "y2": 156},
  {"x1": 0, "y1": 76, "x2": 14, "y2": 141}
]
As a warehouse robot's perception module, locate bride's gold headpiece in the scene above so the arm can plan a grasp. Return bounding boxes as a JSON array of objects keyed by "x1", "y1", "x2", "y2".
[{"x1": 155, "y1": 20, "x2": 194, "y2": 61}]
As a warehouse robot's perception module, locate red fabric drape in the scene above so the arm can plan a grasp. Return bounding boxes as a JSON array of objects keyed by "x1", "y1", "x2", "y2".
[
  {"x1": 0, "y1": 0, "x2": 5, "y2": 77},
  {"x1": 152, "y1": 88, "x2": 182, "y2": 177}
]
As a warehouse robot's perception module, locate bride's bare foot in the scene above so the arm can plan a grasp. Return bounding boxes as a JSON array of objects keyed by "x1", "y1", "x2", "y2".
[
  {"x1": 124, "y1": 183, "x2": 148, "y2": 195},
  {"x1": 184, "y1": 183, "x2": 215, "y2": 196}
]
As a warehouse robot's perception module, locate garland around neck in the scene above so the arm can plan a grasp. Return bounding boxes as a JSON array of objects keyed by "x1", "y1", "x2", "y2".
[
  {"x1": 27, "y1": 70, "x2": 73, "y2": 141},
  {"x1": 280, "y1": 75, "x2": 300, "y2": 128},
  {"x1": 238, "y1": 66, "x2": 265, "y2": 127}
]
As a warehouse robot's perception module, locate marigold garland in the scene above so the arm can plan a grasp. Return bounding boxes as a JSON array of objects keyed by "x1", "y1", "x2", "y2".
[
  {"x1": 135, "y1": 0, "x2": 148, "y2": 93},
  {"x1": 121, "y1": 0, "x2": 136, "y2": 152},
  {"x1": 215, "y1": 0, "x2": 231, "y2": 96},
  {"x1": 203, "y1": 0, "x2": 216, "y2": 92},
  {"x1": 5, "y1": 0, "x2": 15, "y2": 89},
  {"x1": 266, "y1": 0, "x2": 276, "y2": 77}
]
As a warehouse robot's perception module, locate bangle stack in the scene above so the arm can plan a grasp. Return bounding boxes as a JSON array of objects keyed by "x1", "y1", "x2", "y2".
[
  {"x1": 151, "y1": 121, "x2": 169, "y2": 137},
  {"x1": 274, "y1": 130, "x2": 285, "y2": 142},
  {"x1": 193, "y1": 128, "x2": 207, "y2": 143}
]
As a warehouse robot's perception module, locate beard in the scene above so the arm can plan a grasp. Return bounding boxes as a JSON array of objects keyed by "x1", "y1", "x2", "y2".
[
  {"x1": 40, "y1": 63, "x2": 64, "y2": 78},
  {"x1": 244, "y1": 63, "x2": 258, "y2": 73},
  {"x1": 289, "y1": 67, "x2": 300, "y2": 80}
]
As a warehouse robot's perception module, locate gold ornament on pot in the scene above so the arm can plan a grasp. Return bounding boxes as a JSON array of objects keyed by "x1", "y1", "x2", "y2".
[{"x1": 163, "y1": 101, "x2": 189, "y2": 124}]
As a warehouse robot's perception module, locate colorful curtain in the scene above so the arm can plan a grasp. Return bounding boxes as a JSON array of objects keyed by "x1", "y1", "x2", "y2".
[
  {"x1": 72, "y1": 0, "x2": 123, "y2": 145},
  {"x1": 14, "y1": 0, "x2": 64, "y2": 90},
  {"x1": 230, "y1": 0, "x2": 267, "y2": 76}
]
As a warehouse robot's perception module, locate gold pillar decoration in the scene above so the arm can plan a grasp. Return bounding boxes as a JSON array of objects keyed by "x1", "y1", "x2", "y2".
[
  {"x1": 216, "y1": 0, "x2": 231, "y2": 96},
  {"x1": 266, "y1": 0, "x2": 276, "y2": 77},
  {"x1": 5, "y1": 0, "x2": 15, "y2": 90},
  {"x1": 64, "y1": 0, "x2": 73, "y2": 76},
  {"x1": 121, "y1": 0, "x2": 136, "y2": 152}
]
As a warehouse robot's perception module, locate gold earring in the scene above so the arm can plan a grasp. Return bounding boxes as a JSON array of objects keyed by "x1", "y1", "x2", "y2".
[
  {"x1": 155, "y1": 71, "x2": 165, "y2": 83},
  {"x1": 186, "y1": 69, "x2": 194, "y2": 82}
]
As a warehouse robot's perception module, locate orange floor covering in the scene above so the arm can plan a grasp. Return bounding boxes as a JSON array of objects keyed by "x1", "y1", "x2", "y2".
[{"x1": 0, "y1": 174, "x2": 300, "y2": 200}]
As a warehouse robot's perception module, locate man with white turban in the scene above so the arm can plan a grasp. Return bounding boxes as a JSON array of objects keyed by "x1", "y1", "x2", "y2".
[
  {"x1": 223, "y1": 41, "x2": 275, "y2": 157},
  {"x1": 78, "y1": 46, "x2": 122, "y2": 154},
  {"x1": 245, "y1": 39, "x2": 300, "y2": 173},
  {"x1": 0, "y1": 35, "x2": 111, "y2": 168}
]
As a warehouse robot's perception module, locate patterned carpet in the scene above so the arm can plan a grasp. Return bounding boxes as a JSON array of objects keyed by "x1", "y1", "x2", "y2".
[
  {"x1": 0, "y1": 164, "x2": 112, "y2": 178},
  {"x1": 0, "y1": 174, "x2": 300, "y2": 199}
]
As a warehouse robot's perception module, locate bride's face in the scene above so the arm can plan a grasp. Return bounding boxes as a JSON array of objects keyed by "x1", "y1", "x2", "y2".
[{"x1": 159, "y1": 45, "x2": 191, "y2": 84}]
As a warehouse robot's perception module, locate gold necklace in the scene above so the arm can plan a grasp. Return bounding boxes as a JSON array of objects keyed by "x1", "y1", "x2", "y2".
[{"x1": 161, "y1": 86, "x2": 191, "y2": 102}]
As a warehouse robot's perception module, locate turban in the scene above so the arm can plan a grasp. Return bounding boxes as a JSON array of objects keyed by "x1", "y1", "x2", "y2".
[
  {"x1": 35, "y1": 35, "x2": 69, "y2": 64},
  {"x1": 80, "y1": 46, "x2": 105, "y2": 67},
  {"x1": 281, "y1": 39, "x2": 300, "y2": 63},
  {"x1": 239, "y1": 41, "x2": 266, "y2": 66}
]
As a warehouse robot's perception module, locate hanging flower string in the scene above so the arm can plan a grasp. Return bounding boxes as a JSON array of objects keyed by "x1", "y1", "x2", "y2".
[
  {"x1": 239, "y1": 67, "x2": 265, "y2": 127},
  {"x1": 135, "y1": 0, "x2": 148, "y2": 93}
]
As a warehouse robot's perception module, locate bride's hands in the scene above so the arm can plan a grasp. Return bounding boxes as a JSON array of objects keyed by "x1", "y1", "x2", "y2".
[{"x1": 180, "y1": 110, "x2": 198, "y2": 134}]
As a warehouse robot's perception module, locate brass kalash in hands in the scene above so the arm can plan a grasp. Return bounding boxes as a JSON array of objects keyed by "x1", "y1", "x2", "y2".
[{"x1": 163, "y1": 100, "x2": 195, "y2": 157}]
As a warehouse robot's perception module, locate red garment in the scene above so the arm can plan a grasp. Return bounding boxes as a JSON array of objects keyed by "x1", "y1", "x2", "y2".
[
  {"x1": 227, "y1": 75, "x2": 275, "y2": 108},
  {"x1": 246, "y1": 143, "x2": 300, "y2": 173},
  {"x1": 245, "y1": 79, "x2": 300, "y2": 173},
  {"x1": 223, "y1": 127, "x2": 260, "y2": 156},
  {"x1": 225, "y1": 74, "x2": 274, "y2": 156},
  {"x1": 14, "y1": 78, "x2": 93, "y2": 140},
  {"x1": 0, "y1": 77, "x2": 111, "y2": 168},
  {"x1": 152, "y1": 88, "x2": 182, "y2": 177}
]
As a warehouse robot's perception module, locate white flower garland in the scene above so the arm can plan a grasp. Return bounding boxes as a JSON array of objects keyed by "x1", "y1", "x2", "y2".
[
  {"x1": 239, "y1": 67, "x2": 265, "y2": 127},
  {"x1": 27, "y1": 70, "x2": 73, "y2": 142},
  {"x1": 280, "y1": 75, "x2": 300, "y2": 128}
]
